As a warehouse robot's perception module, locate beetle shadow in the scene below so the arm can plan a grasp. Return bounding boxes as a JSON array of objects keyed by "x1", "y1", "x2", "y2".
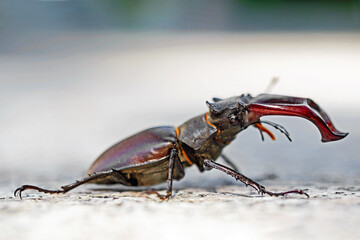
[
  {"x1": 86, "y1": 171, "x2": 279, "y2": 198},
  {"x1": 87, "y1": 179, "x2": 271, "y2": 199},
  {"x1": 88, "y1": 187, "x2": 263, "y2": 199}
]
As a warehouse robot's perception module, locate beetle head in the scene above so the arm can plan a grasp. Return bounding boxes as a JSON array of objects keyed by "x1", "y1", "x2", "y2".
[
  {"x1": 206, "y1": 95, "x2": 251, "y2": 132},
  {"x1": 207, "y1": 93, "x2": 348, "y2": 142}
]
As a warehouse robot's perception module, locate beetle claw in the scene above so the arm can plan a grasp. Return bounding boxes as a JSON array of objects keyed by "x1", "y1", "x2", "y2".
[
  {"x1": 13, "y1": 184, "x2": 64, "y2": 199},
  {"x1": 144, "y1": 190, "x2": 172, "y2": 201},
  {"x1": 160, "y1": 194, "x2": 171, "y2": 201},
  {"x1": 14, "y1": 186, "x2": 26, "y2": 200},
  {"x1": 259, "y1": 188, "x2": 309, "y2": 198},
  {"x1": 248, "y1": 94, "x2": 348, "y2": 142}
]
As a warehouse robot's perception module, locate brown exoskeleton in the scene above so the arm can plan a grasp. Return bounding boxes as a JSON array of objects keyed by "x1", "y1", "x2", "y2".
[{"x1": 15, "y1": 94, "x2": 348, "y2": 199}]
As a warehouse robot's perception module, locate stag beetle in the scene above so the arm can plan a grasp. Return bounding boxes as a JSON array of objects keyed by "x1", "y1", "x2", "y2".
[{"x1": 15, "y1": 94, "x2": 348, "y2": 199}]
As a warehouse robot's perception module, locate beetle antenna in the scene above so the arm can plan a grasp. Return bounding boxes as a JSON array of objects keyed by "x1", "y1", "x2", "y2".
[
  {"x1": 258, "y1": 128, "x2": 265, "y2": 141},
  {"x1": 254, "y1": 123, "x2": 275, "y2": 141},
  {"x1": 264, "y1": 77, "x2": 279, "y2": 93},
  {"x1": 260, "y1": 120, "x2": 292, "y2": 142}
]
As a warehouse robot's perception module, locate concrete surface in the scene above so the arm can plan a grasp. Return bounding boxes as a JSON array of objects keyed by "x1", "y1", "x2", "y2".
[
  {"x1": 1, "y1": 32, "x2": 360, "y2": 240},
  {"x1": 1, "y1": 183, "x2": 359, "y2": 240}
]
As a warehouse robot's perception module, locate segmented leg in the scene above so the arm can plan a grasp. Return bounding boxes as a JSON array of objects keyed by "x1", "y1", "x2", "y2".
[
  {"x1": 14, "y1": 169, "x2": 129, "y2": 199},
  {"x1": 203, "y1": 159, "x2": 309, "y2": 198},
  {"x1": 147, "y1": 148, "x2": 183, "y2": 201},
  {"x1": 161, "y1": 148, "x2": 183, "y2": 200}
]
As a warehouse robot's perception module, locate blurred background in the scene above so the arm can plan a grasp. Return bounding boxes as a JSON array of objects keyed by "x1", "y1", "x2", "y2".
[{"x1": 1, "y1": 0, "x2": 360, "y2": 193}]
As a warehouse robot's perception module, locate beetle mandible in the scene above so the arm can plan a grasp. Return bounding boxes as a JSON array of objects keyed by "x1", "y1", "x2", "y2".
[{"x1": 15, "y1": 93, "x2": 348, "y2": 199}]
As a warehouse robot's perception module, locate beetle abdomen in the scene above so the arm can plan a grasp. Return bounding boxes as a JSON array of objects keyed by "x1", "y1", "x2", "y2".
[{"x1": 87, "y1": 127, "x2": 177, "y2": 177}]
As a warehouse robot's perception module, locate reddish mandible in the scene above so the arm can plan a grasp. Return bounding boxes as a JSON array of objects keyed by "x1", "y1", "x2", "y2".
[{"x1": 15, "y1": 94, "x2": 348, "y2": 199}]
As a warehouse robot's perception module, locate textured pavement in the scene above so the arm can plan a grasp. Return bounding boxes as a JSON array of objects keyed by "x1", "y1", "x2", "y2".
[{"x1": 1, "y1": 182, "x2": 360, "y2": 240}]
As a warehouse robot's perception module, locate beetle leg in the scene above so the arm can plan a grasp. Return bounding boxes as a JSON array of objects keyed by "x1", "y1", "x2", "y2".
[
  {"x1": 14, "y1": 169, "x2": 129, "y2": 199},
  {"x1": 148, "y1": 148, "x2": 183, "y2": 201},
  {"x1": 161, "y1": 148, "x2": 181, "y2": 200},
  {"x1": 220, "y1": 154, "x2": 240, "y2": 172},
  {"x1": 164, "y1": 149, "x2": 177, "y2": 199},
  {"x1": 203, "y1": 159, "x2": 309, "y2": 198}
]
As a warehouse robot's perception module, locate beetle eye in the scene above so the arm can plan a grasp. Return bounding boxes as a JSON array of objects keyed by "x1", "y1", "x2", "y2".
[{"x1": 228, "y1": 114, "x2": 238, "y2": 125}]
